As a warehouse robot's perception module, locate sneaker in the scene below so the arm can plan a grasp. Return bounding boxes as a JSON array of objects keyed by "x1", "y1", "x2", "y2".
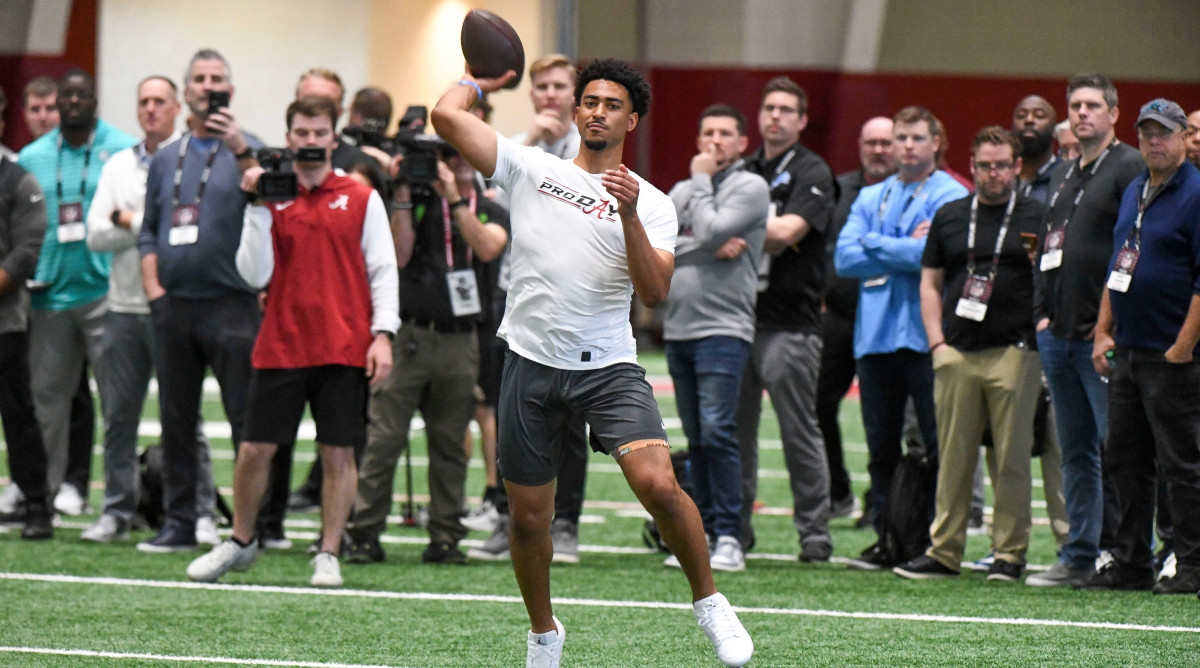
[
  {"x1": 799, "y1": 538, "x2": 833, "y2": 563},
  {"x1": 525, "y1": 615, "x2": 565, "y2": 668},
  {"x1": 138, "y1": 522, "x2": 199, "y2": 553},
  {"x1": 461, "y1": 499, "x2": 500, "y2": 533},
  {"x1": 54, "y1": 483, "x2": 87, "y2": 516},
  {"x1": 287, "y1": 489, "x2": 320, "y2": 514},
  {"x1": 831, "y1": 494, "x2": 860, "y2": 520},
  {"x1": 195, "y1": 516, "x2": 221, "y2": 546},
  {"x1": 1073, "y1": 561, "x2": 1154, "y2": 591},
  {"x1": 970, "y1": 552, "x2": 995, "y2": 573},
  {"x1": 550, "y1": 517, "x2": 580, "y2": 565},
  {"x1": 1095, "y1": 549, "x2": 1115, "y2": 571},
  {"x1": 81, "y1": 514, "x2": 129, "y2": 543},
  {"x1": 710, "y1": 536, "x2": 745, "y2": 572},
  {"x1": 693, "y1": 592, "x2": 753, "y2": 668},
  {"x1": 1025, "y1": 560, "x2": 1093, "y2": 587},
  {"x1": 259, "y1": 524, "x2": 292, "y2": 550},
  {"x1": 310, "y1": 551, "x2": 343, "y2": 588},
  {"x1": 345, "y1": 532, "x2": 386, "y2": 564},
  {"x1": 1152, "y1": 568, "x2": 1200, "y2": 595},
  {"x1": 1158, "y1": 551, "x2": 1177, "y2": 582},
  {"x1": 893, "y1": 555, "x2": 959, "y2": 580},
  {"x1": 21, "y1": 501, "x2": 53, "y2": 540},
  {"x1": 986, "y1": 559, "x2": 1024, "y2": 582},
  {"x1": 0, "y1": 482, "x2": 25, "y2": 514},
  {"x1": 966, "y1": 507, "x2": 986, "y2": 537},
  {"x1": 469, "y1": 515, "x2": 510, "y2": 561},
  {"x1": 664, "y1": 553, "x2": 682, "y2": 569},
  {"x1": 846, "y1": 543, "x2": 896, "y2": 571},
  {"x1": 186, "y1": 538, "x2": 259, "y2": 582},
  {"x1": 422, "y1": 540, "x2": 467, "y2": 564}
]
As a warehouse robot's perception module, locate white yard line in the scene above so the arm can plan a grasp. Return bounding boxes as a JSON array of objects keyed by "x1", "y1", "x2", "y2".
[
  {"x1": 0, "y1": 572, "x2": 1193, "y2": 634},
  {"x1": 0, "y1": 646, "x2": 409, "y2": 668}
]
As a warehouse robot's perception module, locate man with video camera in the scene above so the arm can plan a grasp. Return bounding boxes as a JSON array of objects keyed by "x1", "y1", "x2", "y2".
[
  {"x1": 347, "y1": 127, "x2": 509, "y2": 565},
  {"x1": 187, "y1": 94, "x2": 398, "y2": 588}
]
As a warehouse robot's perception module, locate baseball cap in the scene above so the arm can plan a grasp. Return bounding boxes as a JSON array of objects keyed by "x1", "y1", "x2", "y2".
[{"x1": 1136, "y1": 98, "x2": 1187, "y2": 132}]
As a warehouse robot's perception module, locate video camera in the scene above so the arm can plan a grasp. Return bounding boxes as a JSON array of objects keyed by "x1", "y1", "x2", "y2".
[{"x1": 254, "y1": 146, "x2": 326, "y2": 201}]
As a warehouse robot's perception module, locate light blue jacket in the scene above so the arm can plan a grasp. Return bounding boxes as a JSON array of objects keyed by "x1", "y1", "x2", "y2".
[{"x1": 835, "y1": 170, "x2": 968, "y2": 358}]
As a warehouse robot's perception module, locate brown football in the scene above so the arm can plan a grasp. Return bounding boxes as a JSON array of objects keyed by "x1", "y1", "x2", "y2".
[{"x1": 460, "y1": 9, "x2": 525, "y2": 89}]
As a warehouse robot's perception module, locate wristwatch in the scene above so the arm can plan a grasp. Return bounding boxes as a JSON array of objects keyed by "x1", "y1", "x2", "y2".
[
  {"x1": 447, "y1": 199, "x2": 469, "y2": 212},
  {"x1": 235, "y1": 147, "x2": 254, "y2": 161}
]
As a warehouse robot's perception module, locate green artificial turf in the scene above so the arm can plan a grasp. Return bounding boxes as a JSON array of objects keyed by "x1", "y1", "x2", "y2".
[{"x1": 1, "y1": 349, "x2": 1197, "y2": 667}]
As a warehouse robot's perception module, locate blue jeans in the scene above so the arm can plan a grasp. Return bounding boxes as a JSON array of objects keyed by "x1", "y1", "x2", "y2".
[
  {"x1": 666, "y1": 336, "x2": 750, "y2": 539},
  {"x1": 1037, "y1": 329, "x2": 1109, "y2": 569}
]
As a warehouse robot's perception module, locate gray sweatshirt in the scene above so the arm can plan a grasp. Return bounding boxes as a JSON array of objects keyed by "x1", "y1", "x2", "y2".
[
  {"x1": 0, "y1": 157, "x2": 48, "y2": 333},
  {"x1": 662, "y1": 161, "x2": 769, "y2": 343}
]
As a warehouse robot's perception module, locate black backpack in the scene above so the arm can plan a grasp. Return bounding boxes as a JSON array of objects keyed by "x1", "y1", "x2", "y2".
[{"x1": 879, "y1": 449, "x2": 937, "y2": 564}]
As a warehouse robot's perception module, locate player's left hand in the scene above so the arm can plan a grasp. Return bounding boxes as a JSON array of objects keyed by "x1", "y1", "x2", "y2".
[
  {"x1": 602, "y1": 164, "x2": 640, "y2": 219},
  {"x1": 366, "y1": 334, "x2": 394, "y2": 385}
]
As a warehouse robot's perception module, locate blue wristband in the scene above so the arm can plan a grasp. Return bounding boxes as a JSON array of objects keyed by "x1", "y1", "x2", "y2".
[{"x1": 459, "y1": 79, "x2": 483, "y2": 101}]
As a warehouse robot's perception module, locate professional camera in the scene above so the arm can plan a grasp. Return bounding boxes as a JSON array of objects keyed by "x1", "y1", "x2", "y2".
[
  {"x1": 395, "y1": 131, "x2": 454, "y2": 184},
  {"x1": 341, "y1": 117, "x2": 396, "y2": 154},
  {"x1": 256, "y1": 147, "x2": 297, "y2": 201}
]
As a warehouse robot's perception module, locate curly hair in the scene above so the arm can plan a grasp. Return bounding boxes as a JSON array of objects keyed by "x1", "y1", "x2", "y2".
[{"x1": 574, "y1": 59, "x2": 651, "y2": 118}]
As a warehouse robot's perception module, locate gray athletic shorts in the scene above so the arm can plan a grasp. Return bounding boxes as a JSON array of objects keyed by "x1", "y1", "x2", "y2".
[{"x1": 497, "y1": 350, "x2": 669, "y2": 486}]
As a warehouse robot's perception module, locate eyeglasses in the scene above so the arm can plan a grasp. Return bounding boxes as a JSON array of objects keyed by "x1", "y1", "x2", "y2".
[
  {"x1": 761, "y1": 104, "x2": 801, "y2": 116},
  {"x1": 973, "y1": 161, "x2": 1014, "y2": 173},
  {"x1": 1137, "y1": 128, "x2": 1181, "y2": 142}
]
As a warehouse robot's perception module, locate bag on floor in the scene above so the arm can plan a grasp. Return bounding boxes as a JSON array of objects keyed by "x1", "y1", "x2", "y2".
[{"x1": 880, "y1": 450, "x2": 937, "y2": 564}]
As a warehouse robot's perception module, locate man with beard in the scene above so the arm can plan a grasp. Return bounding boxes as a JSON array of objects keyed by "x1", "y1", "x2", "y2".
[
  {"x1": 896, "y1": 127, "x2": 1043, "y2": 581},
  {"x1": 1186, "y1": 110, "x2": 1200, "y2": 168},
  {"x1": 1012, "y1": 96, "x2": 1060, "y2": 203},
  {"x1": 16, "y1": 70, "x2": 135, "y2": 518}
]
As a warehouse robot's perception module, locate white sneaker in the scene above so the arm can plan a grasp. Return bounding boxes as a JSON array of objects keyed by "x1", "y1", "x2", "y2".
[
  {"x1": 693, "y1": 593, "x2": 753, "y2": 667},
  {"x1": 195, "y1": 516, "x2": 221, "y2": 545},
  {"x1": 1159, "y1": 551, "x2": 1177, "y2": 582},
  {"x1": 710, "y1": 536, "x2": 745, "y2": 572},
  {"x1": 461, "y1": 499, "x2": 500, "y2": 532},
  {"x1": 525, "y1": 615, "x2": 564, "y2": 668},
  {"x1": 0, "y1": 482, "x2": 24, "y2": 514},
  {"x1": 664, "y1": 553, "x2": 682, "y2": 568},
  {"x1": 54, "y1": 483, "x2": 87, "y2": 516},
  {"x1": 186, "y1": 539, "x2": 259, "y2": 583},
  {"x1": 81, "y1": 514, "x2": 129, "y2": 543},
  {"x1": 310, "y1": 551, "x2": 343, "y2": 588}
]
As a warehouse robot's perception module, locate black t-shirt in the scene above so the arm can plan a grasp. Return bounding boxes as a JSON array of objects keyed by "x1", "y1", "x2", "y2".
[
  {"x1": 825, "y1": 169, "x2": 866, "y2": 320},
  {"x1": 332, "y1": 142, "x2": 389, "y2": 198},
  {"x1": 922, "y1": 194, "x2": 1043, "y2": 351},
  {"x1": 400, "y1": 189, "x2": 510, "y2": 327},
  {"x1": 1034, "y1": 142, "x2": 1143, "y2": 339},
  {"x1": 745, "y1": 142, "x2": 836, "y2": 332}
]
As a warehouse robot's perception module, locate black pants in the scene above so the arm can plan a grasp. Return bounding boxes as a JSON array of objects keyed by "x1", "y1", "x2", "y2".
[
  {"x1": 815, "y1": 311, "x2": 855, "y2": 503},
  {"x1": 153, "y1": 293, "x2": 287, "y2": 529},
  {"x1": 1106, "y1": 350, "x2": 1200, "y2": 574},
  {"x1": 65, "y1": 365, "x2": 94, "y2": 494},
  {"x1": 0, "y1": 331, "x2": 51, "y2": 505}
]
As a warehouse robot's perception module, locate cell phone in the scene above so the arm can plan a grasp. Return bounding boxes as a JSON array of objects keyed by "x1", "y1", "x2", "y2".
[
  {"x1": 207, "y1": 90, "x2": 230, "y2": 115},
  {"x1": 1019, "y1": 232, "x2": 1038, "y2": 255}
]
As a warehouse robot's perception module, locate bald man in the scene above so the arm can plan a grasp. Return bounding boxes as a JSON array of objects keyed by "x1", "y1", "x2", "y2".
[
  {"x1": 1012, "y1": 95, "x2": 1060, "y2": 203},
  {"x1": 817, "y1": 116, "x2": 897, "y2": 522}
]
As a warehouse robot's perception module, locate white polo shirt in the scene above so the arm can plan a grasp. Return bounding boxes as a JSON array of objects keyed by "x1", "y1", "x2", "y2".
[{"x1": 490, "y1": 132, "x2": 676, "y2": 370}]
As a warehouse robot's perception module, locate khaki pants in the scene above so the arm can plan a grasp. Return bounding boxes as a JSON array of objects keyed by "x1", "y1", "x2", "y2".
[
  {"x1": 353, "y1": 326, "x2": 478, "y2": 545},
  {"x1": 928, "y1": 345, "x2": 1041, "y2": 568}
]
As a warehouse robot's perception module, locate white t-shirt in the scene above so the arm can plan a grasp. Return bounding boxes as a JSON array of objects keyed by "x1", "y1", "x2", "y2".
[{"x1": 490, "y1": 132, "x2": 677, "y2": 370}]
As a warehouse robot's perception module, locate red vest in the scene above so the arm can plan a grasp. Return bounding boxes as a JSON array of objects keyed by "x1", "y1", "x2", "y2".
[{"x1": 252, "y1": 173, "x2": 375, "y2": 369}]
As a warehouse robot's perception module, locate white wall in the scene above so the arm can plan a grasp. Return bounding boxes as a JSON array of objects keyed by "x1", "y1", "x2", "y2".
[{"x1": 97, "y1": 0, "x2": 372, "y2": 144}]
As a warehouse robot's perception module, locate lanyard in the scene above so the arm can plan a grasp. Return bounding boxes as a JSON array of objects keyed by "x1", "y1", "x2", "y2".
[
  {"x1": 1122, "y1": 179, "x2": 1158, "y2": 252},
  {"x1": 966, "y1": 191, "x2": 1016, "y2": 279},
  {"x1": 877, "y1": 176, "x2": 929, "y2": 235},
  {"x1": 770, "y1": 145, "x2": 798, "y2": 181},
  {"x1": 441, "y1": 189, "x2": 476, "y2": 269},
  {"x1": 55, "y1": 132, "x2": 95, "y2": 201},
  {"x1": 1046, "y1": 139, "x2": 1116, "y2": 233},
  {"x1": 172, "y1": 134, "x2": 222, "y2": 208}
]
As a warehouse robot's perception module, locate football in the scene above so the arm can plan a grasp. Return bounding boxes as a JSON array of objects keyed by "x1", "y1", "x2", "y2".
[{"x1": 460, "y1": 9, "x2": 525, "y2": 89}]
